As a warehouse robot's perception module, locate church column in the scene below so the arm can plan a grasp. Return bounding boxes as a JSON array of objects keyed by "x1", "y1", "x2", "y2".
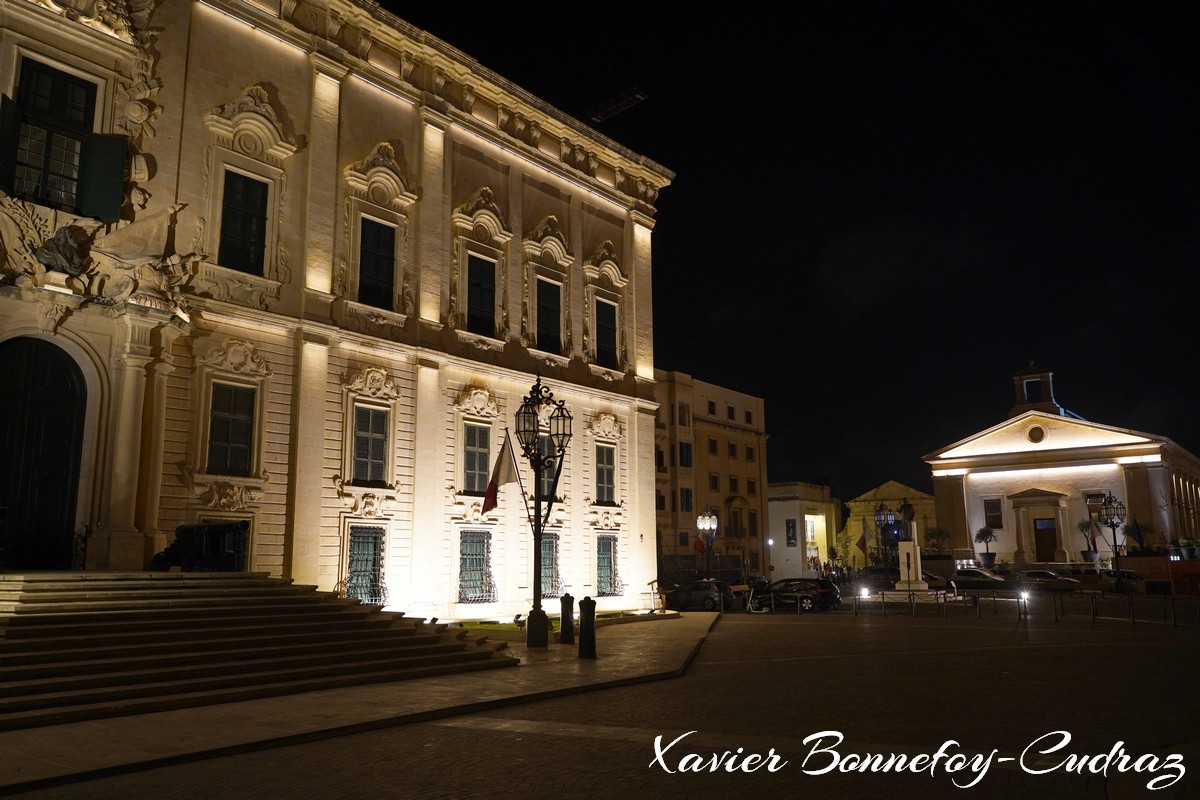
[
  {"x1": 135, "y1": 320, "x2": 187, "y2": 562},
  {"x1": 288, "y1": 332, "x2": 328, "y2": 586},
  {"x1": 416, "y1": 108, "x2": 451, "y2": 327}
]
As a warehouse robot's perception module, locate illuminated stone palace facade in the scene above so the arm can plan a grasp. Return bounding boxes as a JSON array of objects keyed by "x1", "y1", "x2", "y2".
[
  {"x1": 0, "y1": 0, "x2": 672, "y2": 618},
  {"x1": 925, "y1": 366, "x2": 1200, "y2": 565}
]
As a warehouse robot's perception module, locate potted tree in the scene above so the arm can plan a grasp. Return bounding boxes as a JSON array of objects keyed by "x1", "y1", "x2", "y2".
[
  {"x1": 974, "y1": 527, "x2": 997, "y2": 568},
  {"x1": 1181, "y1": 538, "x2": 1199, "y2": 560},
  {"x1": 1077, "y1": 520, "x2": 1099, "y2": 563}
]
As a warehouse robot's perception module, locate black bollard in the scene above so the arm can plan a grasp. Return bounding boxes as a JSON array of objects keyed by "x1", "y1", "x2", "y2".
[
  {"x1": 559, "y1": 593, "x2": 575, "y2": 645},
  {"x1": 578, "y1": 596, "x2": 597, "y2": 659}
]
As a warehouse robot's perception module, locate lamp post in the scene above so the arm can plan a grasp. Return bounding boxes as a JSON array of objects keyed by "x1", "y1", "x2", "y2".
[
  {"x1": 697, "y1": 508, "x2": 718, "y2": 579},
  {"x1": 1099, "y1": 490, "x2": 1127, "y2": 592},
  {"x1": 874, "y1": 501, "x2": 895, "y2": 565},
  {"x1": 513, "y1": 376, "x2": 572, "y2": 648}
]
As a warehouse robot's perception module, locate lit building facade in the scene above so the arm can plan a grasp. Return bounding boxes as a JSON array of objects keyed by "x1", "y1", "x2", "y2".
[
  {"x1": 0, "y1": 0, "x2": 672, "y2": 619},
  {"x1": 924, "y1": 366, "x2": 1200, "y2": 564},
  {"x1": 840, "y1": 481, "x2": 936, "y2": 568},
  {"x1": 767, "y1": 481, "x2": 841, "y2": 577},
  {"x1": 653, "y1": 370, "x2": 768, "y2": 583}
]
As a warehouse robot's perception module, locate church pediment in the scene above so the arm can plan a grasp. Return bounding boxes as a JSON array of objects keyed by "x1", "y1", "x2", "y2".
[
  {"x1": 927, "y1": 411, "x2": 1157, "y2": 461},
  {"x1": 849, "y1": 480, "x2": 933, "y2": 504}
]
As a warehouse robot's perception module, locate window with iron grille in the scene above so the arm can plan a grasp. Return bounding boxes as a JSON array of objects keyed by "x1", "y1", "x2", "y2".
[
  {"x1": 358, "y1": 217, "x2": 395, "y2": 309},
  {"x1": 466, "y1": 254, "x2": 496, "y2": 337},
  {"x1": 458, "y1": 530, "x2": 495, "y2": 603},
  {"x1": 346, "y1": 525, "x2": 385, "y2": 605},
  {"x1": 3, "y1": 59, "x2": 125, "y2": 221},
  {"x1": 218, "y1": 170, "x2": 269, "y2": 275},
  {"x1": 352, "y1": 406, "x2": 388, "y2": 486},
  {"x1": 207, "y1": 383, "x2": 255, "y2": 476},
  {"x1": 595, "y1": 443, "x2": 615, "y2": 505},
  {"x1": 541, "y1": 533, "x2": 561, "y2": 598},
  {"x1": 596, "y1": 535, "x2": 620, "y2": 596},
  {"x1": 463, "y1": 422, "x2": 490, "y2": 495}
]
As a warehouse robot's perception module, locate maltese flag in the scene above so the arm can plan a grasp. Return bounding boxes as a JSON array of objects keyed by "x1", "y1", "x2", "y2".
[{"x1": 481, "y1": 431, "x2": 520, "y2": 513}]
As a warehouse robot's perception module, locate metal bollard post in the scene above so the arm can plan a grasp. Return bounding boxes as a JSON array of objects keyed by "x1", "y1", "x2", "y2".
[
  {"x1": 1091, "y1": 592, "x2": 1097, "y2": 623},
  {"x1": 1128, "y1": 592, "x2": 1135, "y2": 625},
  {"x1": 578, "y1": 596, "x2": 597, "y2": 658},
  {"x1": 559, "y1": 594, "x2": 575, "y2": 645}
]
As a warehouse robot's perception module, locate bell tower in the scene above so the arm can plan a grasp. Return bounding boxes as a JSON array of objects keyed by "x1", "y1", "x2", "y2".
[{"x1": 1009, "y1": 362, "x2": 1065, "y2": 417}]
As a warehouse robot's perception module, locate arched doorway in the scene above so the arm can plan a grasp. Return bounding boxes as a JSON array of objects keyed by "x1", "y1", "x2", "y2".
[{"x1": 0, "y1": 337, "x2": 86, "y2": 569}]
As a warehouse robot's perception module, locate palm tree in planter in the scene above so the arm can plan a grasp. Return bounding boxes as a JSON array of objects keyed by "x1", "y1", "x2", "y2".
[
  {"x1": 1077, "y1": 519, "x2": 1099, "y2": 563},
  {"x1": 974, "y1": 527, "x2": 998, "y2": 568}
]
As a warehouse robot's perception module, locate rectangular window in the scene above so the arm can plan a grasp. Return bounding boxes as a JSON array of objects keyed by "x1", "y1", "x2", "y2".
[
  {"x1": 731, "y1": 509, "x2": 743, "y2": 537},
  {"x1": 679, "y1": 442, "x2": 693, "y2": 468},
  {"x1": 596, "y1": 535, "x2": 620, "y2": 596},
  {"x1": 786, "y1": 518, "x2": 798, "y2": 547},
  {"x1": 358, "y1": 218, "x2": 395, "y2": 309},
  {"x1": 536, "y1": 278, "x2": 562, "y2": 353},
  {"x1": 729, "y1": 476, "x2": 739, "y2": 495},
  {"x1": 466, "y1": 254, "x2": 496, "y2": 337},
  {"x1": 463, "y1": 422, "x2": 490, "y2": 495},
  {"x1": 680, "y1": 487, "x2": 693, "y2": 513},
  {"x1": 750, "y1": 551, "x2": 760, "y2": 571},
  {"x1": 728, "y1": 442, "x2": 737, "y2": 459},
  {"x1": 656, "y1": 491, "x2": 665, "y2": 511},
  {"x1": 749, "y1": 511, "x2": 759, "y2": 537},
  {"x1": 670, "y1": 490, "x2": 676, "y2": 512},
  {"x1": 708, "y1": 438, "x2": 718, "y2": 455},
  {"x1": 595, "y1": 299, "x2": 618, "y2": 368},
  {"x1": 678, "y1": 531, "x2": 688, "y2": 547},
  {"x1": 983, "y1": 498, "x2": 1004, "y2": 529},
  {"x1": 458, "y1": 530, "x2": 495, "y2": 603},
  {"x1": 707, "y1": 400, "x2": 716, "y2": 415},
  {"x1": 541, "y1": 534, "x2": 560, "y2": 598},
  {"x1": 5, "y1": 59, "x2": 123, "y2": 221},
  {"x1": 655, "y1": 446, "x2": 664, "y2": 469},
  {"x1": 678, "y1": 403, "x2": 690, "y2": 427},
  {"x1": 727, "y1": 405, "x2": 735, "y2": 420},
  {"x1": 709, "y1": 473, "x2": 720, "y2": 491},
  {"x1": 218, "y1": 170, "x2": 269, "y2": 275},
  {"x1": 346, "y1": 525, "x2": 385, "y2": 605},
  {"x1": 537, "y1": 434, "x2": 557, "y2": 500},
  {"x1": 745, "y1": 410, "x2": 753, "y2": 425},
  {"x1": 746, "y1": 445, "x2": 756, "y2": 462},
  {"x1": 595, "y1": 443, "x2": 616, "y2": 505},
  {"x1": 748, "y1": 478, "x2": 757, "y2": 496},
  {"x1": 352, "y1": 406, "x2": 388, "y2": 487},
  {"x1": 207, "y1": 383, "x2": 255, "y2": 476}
]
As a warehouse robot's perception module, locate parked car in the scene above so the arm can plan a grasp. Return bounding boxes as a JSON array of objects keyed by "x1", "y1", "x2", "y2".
[
  {"x1": 748, "y1": 578, "x2": 841, "y2": 612},
  {"x1": 1017, "y1": 569, "x2": 1081, "y2": 590},
  {"x1": 1098, "y1": 569, "x2": 1148, "y2": 593},
  {"x1": 856, "y1": 567, "x2": 948, "y2": 591},
  {"x1": 663, "y1": 579, "x2": 735, "y2": 611},
  {"x1": 949, "y1": 567, "x2": 1006, "y2": 591}
]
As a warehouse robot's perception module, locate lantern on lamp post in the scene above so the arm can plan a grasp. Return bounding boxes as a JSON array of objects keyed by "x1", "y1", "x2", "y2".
[
  {"x1": 697, "y1": 508, "x2": 718, "y2": 579},
  {"x1": 1099, "y1": 490, "x2": 1127, "y2": 592},
  {"x1": 513, "y1": 376, "x2": 572, "y2": 648},
  {"x1": 874, "y1": 501, "x2": 895, "y2": 565}
]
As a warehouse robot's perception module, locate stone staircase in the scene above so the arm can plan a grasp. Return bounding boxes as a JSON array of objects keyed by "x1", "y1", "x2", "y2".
[{"x1": 0, "y1": 572, "x2": 517, "y2": 730}]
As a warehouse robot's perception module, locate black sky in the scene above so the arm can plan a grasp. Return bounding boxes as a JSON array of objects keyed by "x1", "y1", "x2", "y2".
[{"x1": 392, "y1": 2, "x2": 1199, "y2": 504}]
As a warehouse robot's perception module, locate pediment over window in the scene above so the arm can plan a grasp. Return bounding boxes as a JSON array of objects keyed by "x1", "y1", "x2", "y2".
[
  {"x1": 586, "y1": 412, "x2": 623, "y2": 441},
  {"x1": 344, "y1": 142, "x2": 416, "y2": 210},
  {"x1": 342, "y1": 366, "x2": 400, "y2": 400},
  {"x1": 583, "y1": 240, "x2": 626, "y2": 289},
  {"x1": 523, "y1": 215, "x2": 571, "y2": 268},
  {"x1": 452, "y1": 187, "x2": 512, "y2": 244},
  {"x1": 199, "y1": 339, "x2": 272, "y2": 377},
  {"x1": 205, "y1": 85, "x2": 300, "y2": 164}
]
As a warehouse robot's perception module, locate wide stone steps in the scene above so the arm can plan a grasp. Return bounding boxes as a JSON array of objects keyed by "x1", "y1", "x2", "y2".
[{"x1": 0, "y1": 572, "x2": 517, "y2": 730}]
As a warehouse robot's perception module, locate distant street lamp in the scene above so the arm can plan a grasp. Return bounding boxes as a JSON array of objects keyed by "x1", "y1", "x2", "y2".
[
  {"x1": 697, "y1": 508, "x2": 718, "y2": 579},
  {"x1": 874, "y1": 501, "x2": 895, "y2": 565},
  {"x1": 513, "y1": 376, "x2": 572, "y2": 648},
  {"x1": 1099, "y1": 491, "x2": 1127, "y2": 592}
]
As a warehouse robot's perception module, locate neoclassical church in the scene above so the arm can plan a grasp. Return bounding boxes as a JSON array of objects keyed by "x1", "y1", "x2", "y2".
[
  {"x1": 0, "y1": 0, "x2": 672, "y2": 619},
  {"x1": 924, "y1": 365, "x2": 1200, "y2": 565}
]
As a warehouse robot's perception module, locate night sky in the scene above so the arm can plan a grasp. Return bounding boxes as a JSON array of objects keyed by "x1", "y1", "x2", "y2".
[{"x1": 392, "y1": 2, "x2": 1198, "y2": 505}]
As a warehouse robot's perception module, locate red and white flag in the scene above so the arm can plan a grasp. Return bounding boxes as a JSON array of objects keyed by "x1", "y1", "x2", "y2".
[{"x1": 481, "y1": 431, "x2": 520, "y2": 513}]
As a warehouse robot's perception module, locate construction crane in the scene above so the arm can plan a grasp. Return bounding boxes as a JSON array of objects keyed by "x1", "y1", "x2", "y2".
[{"x1": 583, "y1": 86, "x2": 648, "y2": 124}]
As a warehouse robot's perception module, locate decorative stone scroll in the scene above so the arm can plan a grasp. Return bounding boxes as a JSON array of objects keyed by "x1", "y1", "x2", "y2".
[
  {"x1": 344, "y1": 142, "x2": 416, "y2": 211},
  {"x1": 586, "y1": 412, "x2": 623, "y2": 441},
  {"x1": 343, "y1": 366, "x2": 400, "y2": 400},
  {"x1": 454, "y1": 385, "x2": 499, "y2": 418},
  {"x1": 199, "y1": 339, "x2": 273, "y2": 377},
  {"x1": 205, "y1": 85, "x2": 300, "y2": 165}
]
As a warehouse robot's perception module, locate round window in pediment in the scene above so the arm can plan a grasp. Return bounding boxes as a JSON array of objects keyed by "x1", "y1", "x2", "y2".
[{"x1": 1027, "y1": 425, "x2": 1046, "y2": 444}]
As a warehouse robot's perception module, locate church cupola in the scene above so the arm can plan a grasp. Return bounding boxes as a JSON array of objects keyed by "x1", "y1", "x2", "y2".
[{"x1": 1009, "y1": 362, "x2": 1066, "y2": 417}]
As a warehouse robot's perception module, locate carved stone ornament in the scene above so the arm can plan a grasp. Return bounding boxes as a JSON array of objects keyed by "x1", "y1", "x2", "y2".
[
  {"x1": 200, "y1": 339, "x2": 272, "y2": 376},
  {"x1": 30, "y1": 0, "x2": 136, "y2": 43},
  {"x1": 344, "y1": 142, "x2": 416, "y2": 210},
  {"x1": 333, "y1": 475, "x2": 396, "y2": 517},
  {"x1": 447, "y1": 486, "x2": 487, "y2": 524},
  {"x1": 193, "y1": 265, "x2": 280, "y2": 311},
  {"x1": 343, "y1": 366, "x2": 400, "y2": 400},
  {"x1": 36, "y1": 226, "x2": 90, "y2": 277},
  {"x1": 586, "y1": 506, "x2": 624, "y2": 530},
  {"x1": 452, "y1": 187, "x2": 511, "y2": 243},
  {"x1": 583, "y1": 240, "x2": 627, "y2": 289},
  {"x1": 184, "y1": 465, "x2": 266, "y2": 511},
  {"x1": 586, "y1": 412, "x2": 623, "y2": 441},
  {"x1": 523, "y1": 215, "x2": 571, "y2": 266},
  {"x1": 205, "y1": 85, "x2": 300, "y2": 164},
  {"x1": 454, "y1": 385, "x2": 499, "y2": 418}
]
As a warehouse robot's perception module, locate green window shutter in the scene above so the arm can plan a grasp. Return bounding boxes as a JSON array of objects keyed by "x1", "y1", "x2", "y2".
[
  {"x1": 77, "y1": 133, "x2": 126, "y2": 222},
  {"x1": 0, "y1": 95, "x2": 19, "y2": 194}
]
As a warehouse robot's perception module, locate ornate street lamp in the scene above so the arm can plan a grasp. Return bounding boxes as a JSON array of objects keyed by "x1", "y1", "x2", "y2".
[
  {"x1": 513, "y1": 376, "x2": 572, "y2": 648},
  {"x1": 874, "y1": 501, "x2": 895, "y2": 565},
  {"x1": 697, "y1": 508, "x2": 718, "y2": 579},
  {"x1": 1099, "y1": 490, "x2": 1127, "y2": 592}
]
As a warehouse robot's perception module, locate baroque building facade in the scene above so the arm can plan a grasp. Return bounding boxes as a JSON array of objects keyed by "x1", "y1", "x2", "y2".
[
  {"x1": 0, "y1": 0, "x2": 672, "y2": 619},
  {"x1": 653, "y1": 370, "x2": 769, "y2": 584}
]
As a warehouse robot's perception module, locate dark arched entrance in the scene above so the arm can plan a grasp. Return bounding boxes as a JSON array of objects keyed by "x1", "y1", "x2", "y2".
[{"x1": 0, "y1": 337, "x2": 86, "y2": 569}]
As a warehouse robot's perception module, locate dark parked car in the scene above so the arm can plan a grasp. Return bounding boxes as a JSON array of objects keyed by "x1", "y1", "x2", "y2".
[
  {"x1": 1017, "y1": 569, "x2": 1081, "y2": 591},
  {"x1": 949, "y1": 567, "x2": 1006, "y2": 591},
  {"x1": 748, "y1": 578, "x2": 841, "y2": 612},
  {"x1": 663, "y1": 579, "x2": 735, "y2": 611}
]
